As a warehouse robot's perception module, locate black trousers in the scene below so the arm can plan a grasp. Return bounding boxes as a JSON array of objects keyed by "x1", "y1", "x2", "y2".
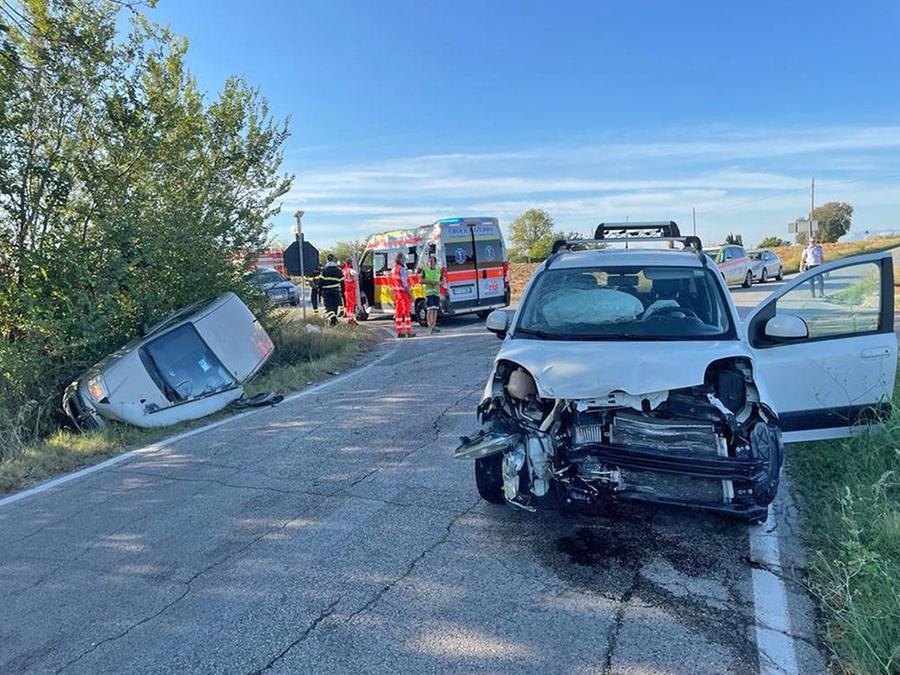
[{"x1": 323, "y1": 288, "x2": 341, "y2": 324}]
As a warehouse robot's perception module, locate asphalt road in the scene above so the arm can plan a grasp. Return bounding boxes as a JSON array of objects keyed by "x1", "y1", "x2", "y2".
[{"x1": 2, "y1": 302, "x2": 825, "y2": 673}]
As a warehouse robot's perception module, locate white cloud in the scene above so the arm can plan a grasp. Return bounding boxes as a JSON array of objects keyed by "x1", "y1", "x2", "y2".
[{"x1": 272, "y1": 124, "x2": 900, "y2": 247}]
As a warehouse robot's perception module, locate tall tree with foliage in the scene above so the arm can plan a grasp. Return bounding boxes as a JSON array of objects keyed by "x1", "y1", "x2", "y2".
[
  {"x1": 813, "y1": 201, "x2": 853, "y2": 243},
  {"x1": 509, "y1": 208, "x2": 555, "y2": 261},
  {"x1": 0, "y1": 0, "x2": 292, "y2": 435}
]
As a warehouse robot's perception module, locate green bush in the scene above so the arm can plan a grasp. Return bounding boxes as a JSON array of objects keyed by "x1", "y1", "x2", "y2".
[{"x1": 0, "y1": 2, "x2": 292, "y2": 446}]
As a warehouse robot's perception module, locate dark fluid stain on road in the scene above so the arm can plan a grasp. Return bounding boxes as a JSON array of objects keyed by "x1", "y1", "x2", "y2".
[{"x1": 556, "y1": 526, "x2": 644, "y2": 567}]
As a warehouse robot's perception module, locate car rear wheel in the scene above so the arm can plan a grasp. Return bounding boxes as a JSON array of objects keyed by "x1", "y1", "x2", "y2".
[
  {"x1": 760, "y1": 267, "x2": 768, "y2": 283},
  {"x1": 476, "y1": 310, "x2": 491, "y2": 320},
  {"x1": 742, "y1": 271, "x2": 753, "y2": 288},
  {"x1": 415, "y1": 299, "x2": 428, "y2": 327},
  {"x1": 475, "y1": 454, "x2": 505, "y2": 504}
]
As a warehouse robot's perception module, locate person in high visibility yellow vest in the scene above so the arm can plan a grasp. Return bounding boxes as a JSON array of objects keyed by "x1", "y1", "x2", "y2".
[
  {"x1": 320, "y1": 254, "x2": 343, "y2": 326},
  {"x1": 418, "y1": 254, "x2": 444, "y2": 333}
]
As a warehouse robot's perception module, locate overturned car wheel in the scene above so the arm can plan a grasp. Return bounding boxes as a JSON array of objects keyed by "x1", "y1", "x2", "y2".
[{"x1": 475, "y1": 454, "x2": 505, "y2": 504}]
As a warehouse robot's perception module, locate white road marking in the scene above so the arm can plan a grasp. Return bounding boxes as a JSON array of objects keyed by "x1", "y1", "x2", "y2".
[
  {"x1": 0, "y1": 338, "x2": 401, "y2": 510},
  {"x1": 749, "y1": 497, "x2": 800, "y2": 674}
]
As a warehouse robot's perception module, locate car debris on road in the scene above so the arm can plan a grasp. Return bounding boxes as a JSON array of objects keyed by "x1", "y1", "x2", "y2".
[
  {"x1": 456, "y1": 221, "x2": 896, "y2": 522},
  {"x1": 63, "y1": 292, "x2": 274, "y2": 430}
]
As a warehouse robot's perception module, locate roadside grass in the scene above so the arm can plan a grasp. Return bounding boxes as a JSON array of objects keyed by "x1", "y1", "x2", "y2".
[
  {"x1": 788, "y1": 382, "x2": 900, "y2": 674},
  {"x1": 772, "y1": 236, "x2": 900, "y2": 275},
  {"x1": 0, "y1": 319, "x2": 376, "y2": 495}
]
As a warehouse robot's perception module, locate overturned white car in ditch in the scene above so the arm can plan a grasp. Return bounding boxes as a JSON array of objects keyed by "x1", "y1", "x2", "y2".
[
  {"x1": 64, "y1": 293, "x2": 274, "y2": 431},
  {"x1": 455, "y1": 222, "x2": 897, "y2": 522}
]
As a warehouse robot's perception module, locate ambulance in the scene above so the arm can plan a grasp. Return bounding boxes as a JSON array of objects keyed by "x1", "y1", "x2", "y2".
[{"x1": 357, "y1": 217, "x2": 510, "y2": 324}]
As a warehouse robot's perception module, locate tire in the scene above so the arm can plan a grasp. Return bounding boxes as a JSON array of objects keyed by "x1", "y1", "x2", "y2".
[
  {"x1": 742, "y1": 271, "x2": 753, "y2": 288},
  {"x1": 776, "y1": 266, "x2": 784, "y2": 281},
  {"x1": 474, "y1": 454, "x2": 505, "y2": 504},
  {"x1": 476, "y1": 310, "x2": 491, "y2": 320},
  {"x1": 760, "y1": 267, "x2": 768, "y2": 283},
  {"x1": 415, "y1": 299, "x2": 428, "y2": 327}
]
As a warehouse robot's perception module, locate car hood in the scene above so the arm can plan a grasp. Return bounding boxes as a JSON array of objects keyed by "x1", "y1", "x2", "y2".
[
  {"x1": 263, "y1": 281, "x2": 294, "y2": 292},
  {"x1": 496, "y1": 338, "x2": 751, "y2": 399}
]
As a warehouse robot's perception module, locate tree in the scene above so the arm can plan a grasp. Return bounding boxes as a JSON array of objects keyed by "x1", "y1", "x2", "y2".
[
  {"x1": 330, "y1": 240, "x2": 367, "y2": 264},
  {"x1": 813, "y1": 202, "x2": 853, "y2": 243},
  {"x1": 509, "y1": 209, "x2": 554, "y2": 261},
  {"x1": 723, "y1": 233, "x2": 743, "y2": 246},
  {"x1": 0, "y1": 0, "x2": 292, "y2": 437},
  {"x1": 758, "y1": 236, "x2": 789, "y2": 248}
]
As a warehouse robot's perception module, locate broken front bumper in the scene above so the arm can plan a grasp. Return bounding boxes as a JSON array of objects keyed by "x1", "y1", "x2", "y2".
[
  {"x1": 563, "y1": 441, "x2": 774, "y2": 520},
  {"x1": 62, "y1": 381, "x2": 103, "y2": 432}
]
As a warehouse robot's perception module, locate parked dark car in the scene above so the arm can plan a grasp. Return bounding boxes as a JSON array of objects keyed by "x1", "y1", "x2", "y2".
[{"x1": 245, "y1": 267, "x2": 301, "y2": 307}]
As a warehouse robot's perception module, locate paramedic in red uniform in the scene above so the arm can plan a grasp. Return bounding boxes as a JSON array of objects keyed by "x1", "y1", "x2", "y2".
[
  {"x1": 342, "y1": 258, "x2": 358, "y2": 324},
  {"x1": 392, "y1": 252, "x2": 414, "y2": 338}
]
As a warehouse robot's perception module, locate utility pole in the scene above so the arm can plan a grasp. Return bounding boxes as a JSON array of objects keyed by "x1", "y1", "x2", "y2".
[
  {"x1": 809, "y1": 177, "x2": 815, "y2": 239},
  {"x1": 293, "y1": 210, "x2": 306, "y2": 320},
  {"x1": 692, "y1": 206, "x2": 697, "y2": 236}
]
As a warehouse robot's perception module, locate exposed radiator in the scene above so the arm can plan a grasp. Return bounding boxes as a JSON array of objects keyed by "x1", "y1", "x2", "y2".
[{"x1": 609, "y1": 413, "x2": 719, "y2": 455}]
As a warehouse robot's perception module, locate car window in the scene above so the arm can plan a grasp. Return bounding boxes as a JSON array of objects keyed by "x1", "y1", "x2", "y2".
[
  {"x1": 140, "y1": 324, "x2": 237, "y2": 403},
  {"x1": 734, "y1": 247, "x2": 746, "y2": 258},
  {"x1": 474, "y1": 238, "x2": 503, "y2": 266},
  {"x1": 516, "y1": 265, "x2": 733, "y2": 340},
  {"x1": 774, "y1": 262, "x2": 881, "y2": 339},
  {"x1": 446, "y1": 239, "x2": 476, "y2": 271},
  {"x1": 373, "y1": 252, "x2": 388, "y2": 273}
]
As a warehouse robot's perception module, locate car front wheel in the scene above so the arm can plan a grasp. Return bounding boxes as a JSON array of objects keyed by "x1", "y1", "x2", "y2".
[
  {"x1": 474, "y1": 454, "x2": 505, "y2": 504},
  {"x1": 742, "y1": 271, "x2": 753, "y2": 288},
  {"x1": 760, "y1": 267, "x2": 768, "y2": 283},
  {"x1": 776, "y1": 266, "x2": 784, "y2": 280}
]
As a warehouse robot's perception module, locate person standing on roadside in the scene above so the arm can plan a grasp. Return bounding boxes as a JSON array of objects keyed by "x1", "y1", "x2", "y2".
[
  {"x1": 392, "y1": 252, "x2": 414, "y2": 338},
  {"x1": 800, "y1": 235, "x2": 825, "y2": 297},
  {"x1": 418, "y1": 254, "x2": 444, "y2": 333},
  {"x1": 320, "y1": 254, "x2": 343, "y2": 325},
  {"x1": 343, "y1": 258, "x2": 359, "y2": 324}
]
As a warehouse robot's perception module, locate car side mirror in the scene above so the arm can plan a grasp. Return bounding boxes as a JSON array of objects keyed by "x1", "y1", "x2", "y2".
[
  {"x1": 765, "y1": 314, "x2": 809, "y2": 341},
  {"x1": 485, "y1": 310, "x2": 510, "y2": 338}
]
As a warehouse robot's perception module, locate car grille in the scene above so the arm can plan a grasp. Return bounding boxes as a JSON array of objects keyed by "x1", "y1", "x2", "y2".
[{"x1": 610, "y1": 413, "x2": 719, "y2": 455}]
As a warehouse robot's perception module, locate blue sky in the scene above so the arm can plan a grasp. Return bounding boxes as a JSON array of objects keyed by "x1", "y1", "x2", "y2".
[{"x1": 149, "y1": 0, "x2": 900, "y2": 247}]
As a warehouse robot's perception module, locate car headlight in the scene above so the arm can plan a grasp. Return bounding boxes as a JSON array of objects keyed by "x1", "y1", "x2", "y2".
[{"x1": 87, "y1": 375, "x2": 109, "y2": 402}]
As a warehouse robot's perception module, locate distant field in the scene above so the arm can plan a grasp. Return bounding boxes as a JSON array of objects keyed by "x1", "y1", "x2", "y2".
[{"x1": 508, "y1": 236, "x2": 900, "y2": 299}]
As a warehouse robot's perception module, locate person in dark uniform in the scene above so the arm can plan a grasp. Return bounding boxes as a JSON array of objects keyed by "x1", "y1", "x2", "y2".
[
  {"x1": 307, "y1": 266, "x2": 322, "y2": 315},
  {"x1": 320, "y1": 254, "x2": 343, "y2": 326}
]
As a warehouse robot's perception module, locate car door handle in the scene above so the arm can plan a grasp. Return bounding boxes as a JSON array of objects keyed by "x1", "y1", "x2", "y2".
[{"x1": 861, "y1": 347, "x2": 891, "y2": 360}]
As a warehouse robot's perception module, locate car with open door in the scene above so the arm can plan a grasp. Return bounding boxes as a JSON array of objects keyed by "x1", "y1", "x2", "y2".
[{"x1": 455, "y1": 222, "x2": 895, "y2": 522}]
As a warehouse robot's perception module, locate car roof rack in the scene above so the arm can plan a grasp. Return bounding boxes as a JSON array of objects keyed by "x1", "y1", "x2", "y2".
[{"x1": 550, "y1": 221, "x2": 704, "y2": 256}]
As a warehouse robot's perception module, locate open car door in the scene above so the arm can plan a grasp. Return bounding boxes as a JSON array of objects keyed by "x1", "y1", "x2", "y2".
[{"x1": 745, "y1": 252, "x2": 897, "y2": 442}]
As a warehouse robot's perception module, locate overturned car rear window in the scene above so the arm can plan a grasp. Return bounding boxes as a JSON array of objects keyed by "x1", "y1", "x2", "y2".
[
  {"x1": 517, "y1": 265, "x2": 733, "y2": 340},
  {"x1": 139, "y1": 324, "x2": 237, "y2": 402}
]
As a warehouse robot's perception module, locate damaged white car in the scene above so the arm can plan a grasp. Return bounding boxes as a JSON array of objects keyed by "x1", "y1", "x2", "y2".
[
  {"x1": 455, "y1": 222, "x2": 896, "y2": 522},
  {"x1": 63, "y1": 292, "x2": 274, "y2": 430}
]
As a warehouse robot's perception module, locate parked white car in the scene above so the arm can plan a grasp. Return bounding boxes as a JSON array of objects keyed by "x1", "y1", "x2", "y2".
[
  {"x1": 748, "y1": 249, "x2": 784, "y2": 283},
  {"x1": 706, "y1": 244, "x2": 754, "y2": 287},
  {"x1": 456, "y1": 222, "x2": 895, "y2": 522},
  {"x1": 63, "y1": 293, "x2": 274, "y2": 430}
]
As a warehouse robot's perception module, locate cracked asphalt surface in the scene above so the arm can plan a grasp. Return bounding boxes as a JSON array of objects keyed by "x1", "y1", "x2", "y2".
[{"x1": 0, "y1": 314, "x2": 825, "y2": 673}]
